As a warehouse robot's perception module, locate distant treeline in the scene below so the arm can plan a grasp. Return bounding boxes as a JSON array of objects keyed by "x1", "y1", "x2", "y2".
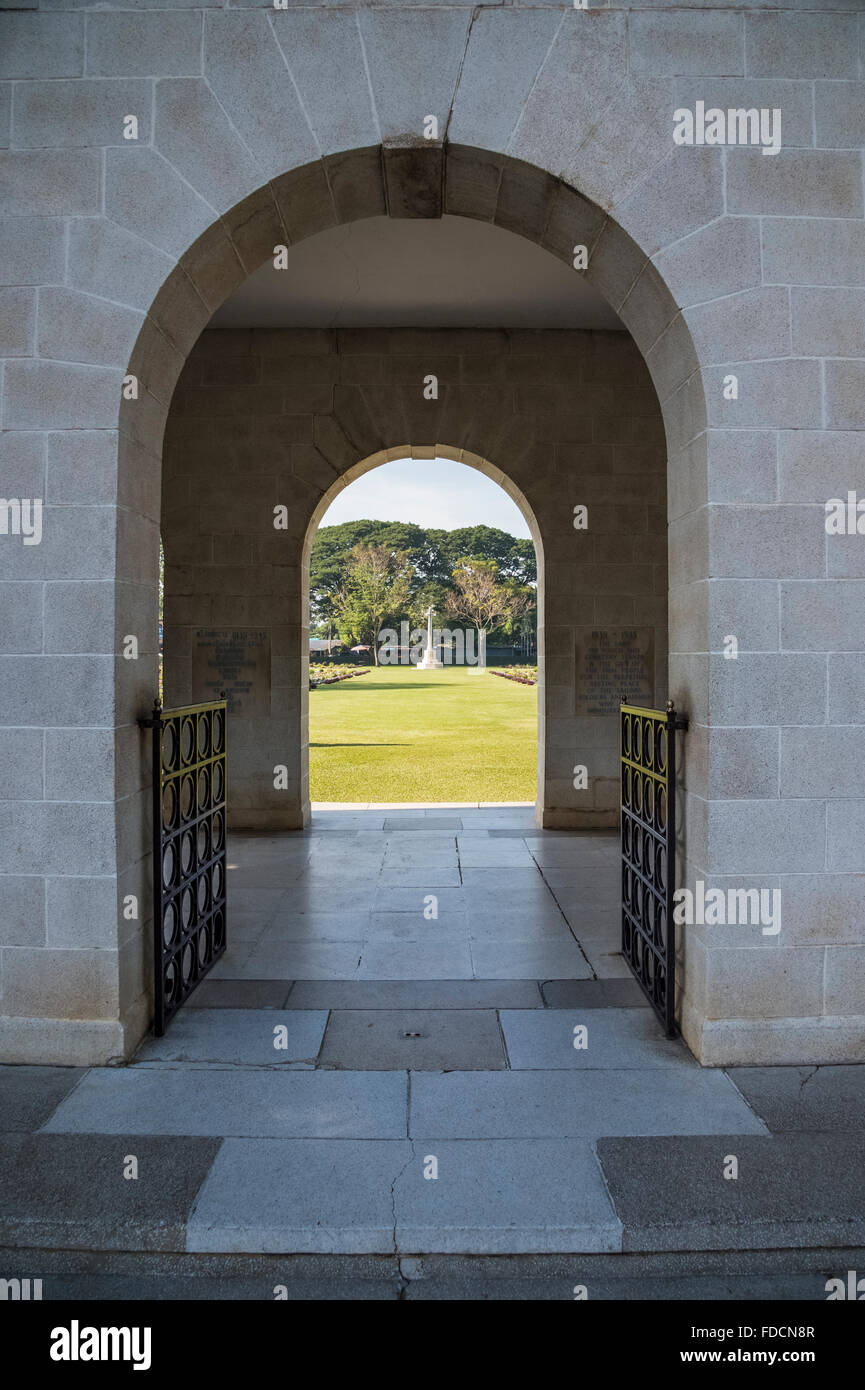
[{"x1": 310, "y1": 519, "x2": 537, "y2": 649}]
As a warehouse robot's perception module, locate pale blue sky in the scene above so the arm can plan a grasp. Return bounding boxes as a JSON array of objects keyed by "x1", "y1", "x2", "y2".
[{"x1": 320, "y1": 457, "x2": 532, "y2": 539}]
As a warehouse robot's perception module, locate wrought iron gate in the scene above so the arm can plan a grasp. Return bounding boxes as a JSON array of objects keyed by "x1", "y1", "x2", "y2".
[
  {"x1": 620, "y1": 700, "x2": 688, "y2": 1036},
  {"x1": 140, "y1": 698, "x2": 228, "y2": 1034}
]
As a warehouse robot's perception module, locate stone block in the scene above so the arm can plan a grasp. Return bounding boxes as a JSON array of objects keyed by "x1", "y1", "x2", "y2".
[
  {"x1": 825, "y1": 361, "x2": 865, "y2": 431},
  {"x1": 781, "y1": 728, "x2": 865, "y2": 800},
  {"x1": 779, "y1": 875, "x2": 865, "y2": 948},
  {"x1": 449, "y1": 8, "x2": 561, "y2": 153},
  {"x1": 705, "y1": 800, "x2": 825, "y2": 875},
  {"x1": 706, "y1": 430, "x2": 777, "y2": 505},
  {"x1": 0, "y1": 150, "x2": 99, "y2": 216},
  {"x1": 762, "y1": 217, "x2": 865, "y2": 287},
  {"x1": 630, "y1": 11, "x2": 743, "y2": 77},
  {"x1": 705, "y1": 360, "x2": 822, "y2": 430},
  {"x1": 44, "y1": 1067, "x2": 409, "y2": 1139},
  {"x1": 705, "y1": 947, "x2": 825, "y2": 1022},
  {"x1": 597, "y1": 1133, "x2": 865, "y2": 1252},
  {"x1": 0, "y1": 13, "x2": 83, "y2": 79},
  {"x1": 105, "y1": 147, "x2": 214, "y2": 261},
  {"x1": 358, "y1": 9, "x2": 471, "y2": 147},
  {"x1": 815, "y1": 80, "x2": 865, "y2": 148},
  {"x1": 829, "y1": 655, "x2": 865, "y2": 724},
  {"x1": 0, "y1": 582, "x2": 41, "y2": 653},
  {"x1": 654, "y1": 215, "x2": 761, "y2": 309},
  {"x1": 824, "y1": 948, "x2": 865, "y2": 1016},
  {"x1": 686, "y1": 286, "x2": 790, "y2": 365},
  {"x1": 1, "y1": 945, "x2": 118, "y2": 1019},
  {"x1": 614, "y1": 147, "x2": 723, "y2": 262},
  {"x1": 792, "y1": 288, "x2": 865, "y2": 359},
  {"x1": 66, "y1": 216, "x2": 174, "y2": 315},
  {"x1": 0, "y1": 654, "x2": 114, "y2": 728},
  {"x1": 203, "y1": 13, "x2": 318, "y2": 184},
  {"x1": 709, "y1": 653, "x2": 825, "y2": 727},
  {"x1": 781, "y1": 581, "x2": 865, "y2": 651},
  {"x1": 0, "y1": 1133, "x2": 220, "y2": 1252},
  {"x1": 272, "y1": 12, "x2": 378, "y2": 152},
  {"x1": 672, "y1": 76, "x2": 815, "y2": 151},
  {"x1": 0, "y1": 287, "x2": 34, "y2": 356},
  {"x1": 37, "y1": 287, "x2": 142, "y2": 369},
  {"x1": 45, "y1": 876, "x2": 118, "y2": 950},
  {"x1": 745, "y1": 13, "x2": 858, "y2": 80},
  {"x1": 3, "y1": 361, "x2": 120, "y2": 431},
  {"x1": 709, "y1": 504, "x2": 824, "y2": 580},
  {"x1": 0, "y1": 215, "x2": 65, "y2": 286},
  {"x1": 727, "y1": 150, "x2": 862, "y2": 219},
  {"x1": 13, "y1": 77, "x2": 152, "y2": 149},
  {"x1": 154, "y1": 78, "x2": 256, "y2": 214},
  {"x1": 0, "y1": 728, "x2": 42, "y2": 800},
  {"x1": 326, "y1": 146, "x2": 386, "y2": 226},
  {"x1": 707, "y1": 727, "x2": 778, "y2": 800},
  {"x1": 86, "y1": 12, "x2": 202, "y2": 78}
]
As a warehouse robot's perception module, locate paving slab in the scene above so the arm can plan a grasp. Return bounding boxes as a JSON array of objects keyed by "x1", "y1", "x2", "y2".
[
  {"x1": 383, "y1": 818, "x2": 463, "y2": 833},
  {"x1": 541, "y1": 978, "x2": 648, "y2": 1009},
  {"x1": 0, "y1": 1133, "x2": 220, "y2": 1251},
  {"x1": 187, "y1": 1139, "x2": 412, "y2": 1253},
  {"x1": 374, "y1": 886, "x2": 468, "y2": 912},
  {"x1": 0, "y1": 1065, "x2": 86, "y2": 1132},
  {"x1": 470, "y1": 940, "x2": 593, "y2": 980},
  {"x1": 318, "y1": 1011, "x2": 507, "y2": 1071},
  {"x1": 42, "y1": 1069, "x2": 408, "y2": 1139},
  {"x1": 727, "y1": 1065, "x2": 865, "y2": 1133},
  {"x1": 364, "y1": 911, "x2": 467, "y2": 943},
  {"x1": 186, "y1": 979, "x2": 293, "y2": 1010},
  {"x1": 285, "y1": 980, "x2": 543, "y2": 1010},
  {"x1": 237, "y1": 940, "x2": 364, "y2": 980},
  {"x1": 357, "y1": 940, "x2": 473, "y2": 980},
  {"x1": 500, "y1": 1009, "x2": 690, "y2": 1070},
  {"x1": 466, "y1": 906, "x2": 573, "y2": 938},
  {"x1": 409, "y1": 1070, "x2": 769, "y2": 1140},
  {"x1": 133, "y1": 1010, "x2": 327, "y2": 1068},
  {"x1": 597, "y1": 1134, "x2": 865, "y2": 1252},
  {"x1": 394, "y1": 1140, "x2": 621, "y2": 1254},
  {"x1": 258, "y1": 912, "x2": 370, "y2": 942}
]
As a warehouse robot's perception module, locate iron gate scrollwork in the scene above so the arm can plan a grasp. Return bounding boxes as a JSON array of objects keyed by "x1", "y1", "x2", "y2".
[
  {"x1": 620, "y1": 699, "x2": 688, "y2": 1036},
  {"x1": 139, "y1": 698, "x2": 228, "y2": 1034}
]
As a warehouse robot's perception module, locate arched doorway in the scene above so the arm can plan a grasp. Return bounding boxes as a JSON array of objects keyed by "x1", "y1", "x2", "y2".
[{"x1": 303, "y1": 447, "x2": 544, "y2": 816}]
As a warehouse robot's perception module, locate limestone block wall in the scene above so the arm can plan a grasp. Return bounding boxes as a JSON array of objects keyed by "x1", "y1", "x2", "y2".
[
  {"x1": 162, "y1": 326, "x2": 668, "y2": 830},
  {"x1": 0, "y1": 0, "x2": 863, "y2": 1067}
]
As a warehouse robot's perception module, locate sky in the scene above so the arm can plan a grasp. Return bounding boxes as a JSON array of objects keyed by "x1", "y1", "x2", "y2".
[{"x1": 319, "y1": 457, "x2": 532, "y2": 539}]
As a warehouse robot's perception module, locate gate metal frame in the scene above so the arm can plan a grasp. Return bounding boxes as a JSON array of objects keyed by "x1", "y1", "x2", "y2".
[
  {"x1": 620, "y1": 699, "x2": 688, "y2": 1036},
  {"x1": 139, "y1": 697, "x2": 228, "y2": 1035}
]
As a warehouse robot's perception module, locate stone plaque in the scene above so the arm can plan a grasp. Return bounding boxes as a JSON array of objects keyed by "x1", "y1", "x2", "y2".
[
  {"x1": 575, "y1": 627, "x2": 654, "y2": 715},
  {"x1": 192, "y1": 628, "x2": 271, "y2": 717}
]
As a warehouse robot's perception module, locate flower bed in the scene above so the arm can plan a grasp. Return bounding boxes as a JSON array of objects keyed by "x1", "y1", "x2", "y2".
[
  {"x1": 310, "y1": 665, "x2": 370, "y2": 689},
  {"x1": 489, "y1": 666, "x2": 538, "y2": 686}
]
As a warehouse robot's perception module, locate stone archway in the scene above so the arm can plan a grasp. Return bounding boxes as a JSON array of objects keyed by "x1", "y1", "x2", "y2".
[{"x1": 301, "y1": 445, "x2": 546, "y2": 819}]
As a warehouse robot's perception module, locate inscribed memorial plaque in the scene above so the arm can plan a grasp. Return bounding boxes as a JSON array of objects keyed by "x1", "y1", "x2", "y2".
[
  {"x1": 574, "y1": 627, "x2": 654, "y2": 715},
  {"x1": 192, "y1": 628, "x2": 271, "y2": 717}
]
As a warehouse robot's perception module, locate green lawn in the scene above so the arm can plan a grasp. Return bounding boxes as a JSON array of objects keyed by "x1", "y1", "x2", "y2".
[{"x1": 309, "y1": 665, "x2": 537, "y2": 802}]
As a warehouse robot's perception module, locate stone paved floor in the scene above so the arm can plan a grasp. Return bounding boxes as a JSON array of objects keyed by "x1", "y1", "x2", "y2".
[
  {"x1": 215, "y1": 808, "x2": 622, "y2": 981},
  {"x1": 2, "y1": 810, "x2": 864, "y2": 1287}
]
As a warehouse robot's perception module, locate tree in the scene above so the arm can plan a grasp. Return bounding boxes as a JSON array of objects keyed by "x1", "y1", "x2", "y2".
[
  {"x1": 332, "y1": 543, "x2": 414, "y2": 666},
  {"x1": 444, "y1": 557, "x2": 535, "y2": 667}
]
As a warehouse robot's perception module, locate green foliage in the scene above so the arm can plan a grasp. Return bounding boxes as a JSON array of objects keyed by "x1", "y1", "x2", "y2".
[{"x1": 310, "y1": 519, "x2": 537, "y2": 647}]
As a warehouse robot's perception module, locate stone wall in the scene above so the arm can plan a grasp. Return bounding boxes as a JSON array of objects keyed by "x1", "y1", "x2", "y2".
[
  {"x1": 161, "y1": 326, "x2": 668, "y2": 829},
  {"x1": 0, "y1": 1, "x2": 863, "y2": 1067}
]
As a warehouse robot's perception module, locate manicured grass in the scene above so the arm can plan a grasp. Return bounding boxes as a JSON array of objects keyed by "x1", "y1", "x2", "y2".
[{"x1": 309, "y1": 665, "x2": 537, "y2": 803}]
